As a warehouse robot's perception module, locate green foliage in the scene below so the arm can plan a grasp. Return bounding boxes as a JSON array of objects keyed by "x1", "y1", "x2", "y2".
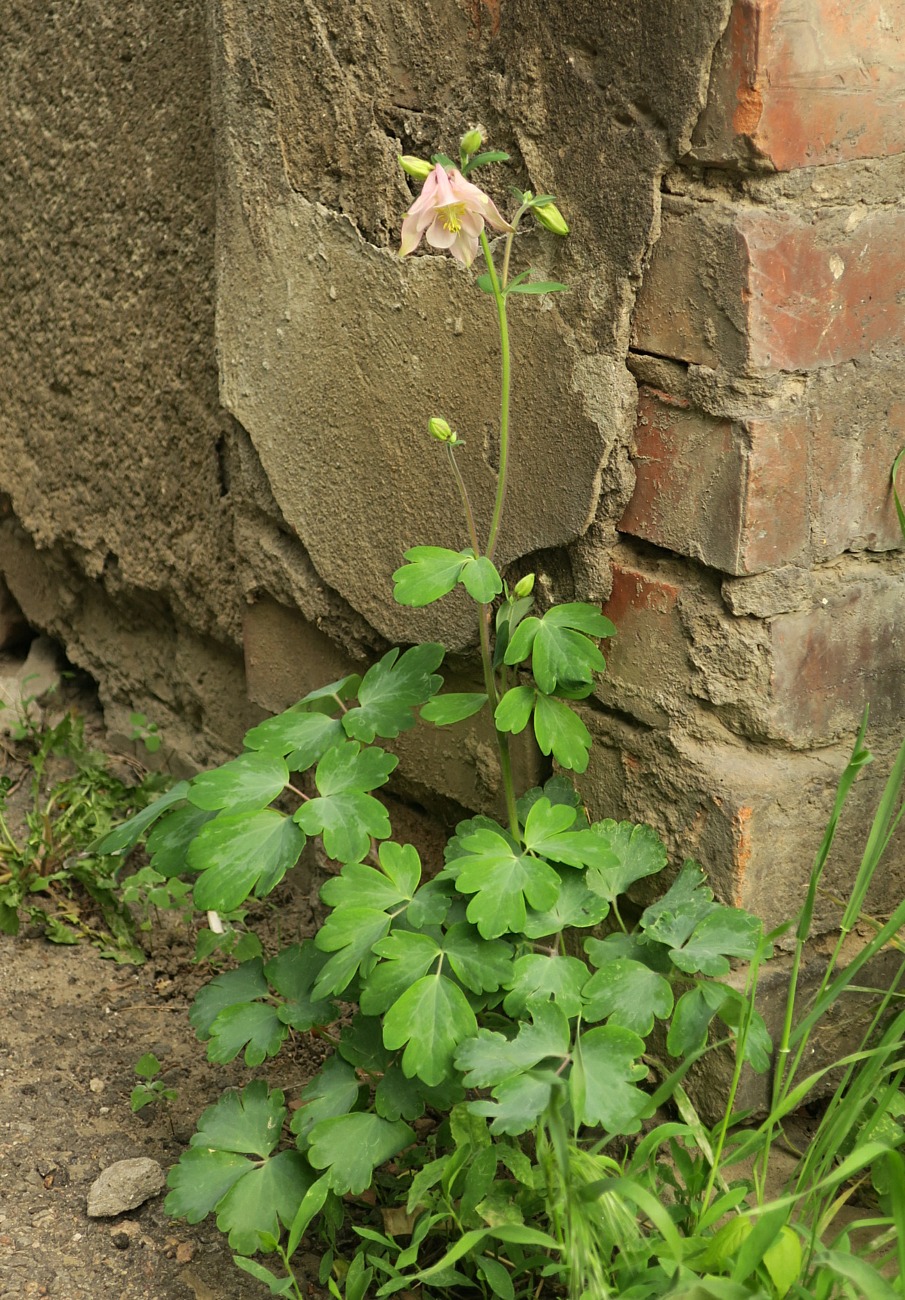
[
  {"x1": 130, "y1": 1052, "x2": 178, "y2": 1115},
  {"x1": 109, "y1": 137, "x2": 905, "y2": 1300},
  {"x1": 0, "y1": 704, "x2": 168, "y2": 959}
]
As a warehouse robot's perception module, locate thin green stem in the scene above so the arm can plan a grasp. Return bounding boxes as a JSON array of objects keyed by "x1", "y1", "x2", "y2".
[
  {"x1": 446, "y1": 443, "x2": 482, "y2": 558},
  {"x1": 479, "y1": 229, "x2": 512, "y2": 565}
]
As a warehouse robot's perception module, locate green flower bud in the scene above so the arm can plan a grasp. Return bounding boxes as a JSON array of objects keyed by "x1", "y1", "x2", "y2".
[
  {"x1": 428, "y1": 417, "x2": 455, "y2": 443},
  {"x1": 398, "y1": 155, "x2": 434, "y2": 182},
  {"x1": 460, "y1": 127, "x2": 484, "y2": 158},
  {"x1": 534, "y1": 201, "x2": 569, "y2": 237},
  {"x1": 513, "y1": 573, "x2": 535, "y2": 598}
]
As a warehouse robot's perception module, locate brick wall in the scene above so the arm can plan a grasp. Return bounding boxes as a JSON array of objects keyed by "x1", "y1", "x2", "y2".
[{"x1": 586, "y1": 0, "x2": 905, "y2": 936}]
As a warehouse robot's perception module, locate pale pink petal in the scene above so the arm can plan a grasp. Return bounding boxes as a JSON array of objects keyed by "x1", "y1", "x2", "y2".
[
  {"x1": 446, "y1": 168, "x2": 491, "y2": 209},
  {"x1": 399, "y1": 211, "x2": 425, "y2": 258},
  {"x1": 425, "y1": 218, "x2": 458, "y2": 250},
  {"x1": 406, "y1": 166, "x2": 443, "y2": 216},
  {"x1": 430, "y1": 166, "x2": 460, "y2": 209},
  {"x1": 458, "y1": 210, "x2": 483, "y2": 238},
  {"x1": 482, "y1": 196, "x2": 513, "y2": 233},
  {"x1": 450, "y1": 233, "x2": 479, "y2": 267}
]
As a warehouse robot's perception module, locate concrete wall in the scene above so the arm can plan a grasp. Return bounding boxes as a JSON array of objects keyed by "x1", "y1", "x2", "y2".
[{"x1": 2, "y1": 1, "x2": 904, "y2": 956}]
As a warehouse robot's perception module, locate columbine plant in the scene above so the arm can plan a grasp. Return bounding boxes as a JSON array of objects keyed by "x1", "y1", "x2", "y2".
[{"x1": 102, "y1": 133, "x2": 775, "y2": 1298}]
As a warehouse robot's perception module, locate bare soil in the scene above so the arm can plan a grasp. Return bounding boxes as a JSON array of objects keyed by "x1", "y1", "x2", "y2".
[{"x1": 0, "y1": 673, "x2": 449, "y2": 1299}]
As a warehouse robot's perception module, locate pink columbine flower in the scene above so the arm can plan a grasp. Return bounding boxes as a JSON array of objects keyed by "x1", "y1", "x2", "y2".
[{"x1": 400, "y1": 165, "x2": 512, "y2": 268}]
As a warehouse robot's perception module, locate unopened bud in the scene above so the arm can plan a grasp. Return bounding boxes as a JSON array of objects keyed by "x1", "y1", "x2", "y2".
[
  {"x1": 428, "y1": 417, "x2": 455, "y2": 443},
  {"x1": 533, "y1": 201, "x2": 569, "y2": 237},
  {"x1": 513, "y1": 573, "x2": 535, "y2": 598},
  {"x1": 398, "y1": 155, "x2": 434, "y2": 182},
  {"x1": 460, "y1": 127, "x2": 484, "y2": 157}
]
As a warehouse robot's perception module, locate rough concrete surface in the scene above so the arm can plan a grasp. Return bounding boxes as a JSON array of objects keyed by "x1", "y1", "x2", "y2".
[{"x1": 210, "y1": 0, "x2": 731, "y2": 646}]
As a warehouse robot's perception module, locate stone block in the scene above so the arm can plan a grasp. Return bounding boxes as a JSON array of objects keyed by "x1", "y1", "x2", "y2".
[
  {"x1": 632, "y1": 198, "x2": 905, "y2": 372},
  {"x1": 691, "y1": 0, "x2": 905, "y2": 170},
  {"x1": 242, "y1": 596, "x2": 364, "y2": 717},
  {"x1": 600, "y1": 543, "x2": 905, "y2": 748},
  {"x1": 619, "y1": 386, "x2": 809, "y2": 574},
  {"x1": 574, "y1": 710, "x2": 905, "y2": 938}
]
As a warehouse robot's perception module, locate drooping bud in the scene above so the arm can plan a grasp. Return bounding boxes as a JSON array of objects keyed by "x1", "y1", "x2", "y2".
[
  {"x1": 428, "y1": 417, "x2": 456, "y2": 443},
  {"x1": 398, "y1": 155, "x2": 434, "y2": 182},
  {"x1": 533, "y1": 201, "x2": 570, "y2": 237},
  {"x1": 460, "y1": 127, "x2": 484, "y2": 158},
  {"x1": 513, "y1": 573, "x2": 536, "y2": 598}
]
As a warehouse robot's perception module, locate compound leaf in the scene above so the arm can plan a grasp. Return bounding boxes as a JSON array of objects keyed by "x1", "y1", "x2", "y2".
[
  {"x1": 522, "y1": 797, "x2": 616, "y2": 871},
  {"x1": 188, "y1": 1080, "x2": 288, "y2": 1159},
  {"x1": 470, "y1": 1072, "x2": 558, "y2": 1137},
  {"x1": 266, "y1": 941, "x2": 335, "y2": 1031},
  {"x1": 666, "y1": 983, "x2": 729, "y2": 1059},
  {"x1": 313, "y1": 906, "x2": 394, "y2": 998},
  {"x1": 361, "y1": 931, "x2": 441, "y2": 1015},
  {"x1": 383, "y1": 973, "x2": 478, "y2": 1086},
  {"x1": 295, "y1": 740, "x2": 396, "y2": 862},
  {"x1": 441, "y1": 922, "x2": 514, "y2": 995},
  {"x1": 393, "y1": 547, "x2": 470, "y2": 607},
  {"x1": 581, "y1": 958, "x2": 674, "y2": 1035},
  {"x1": 456, "y1": 1002, "x2": 571, "y2": 1089},
  {"x1": 166, "y1": 1148, "x2": 251, "y2": 1224},
  {"x1": 574, "y1": 1026, "x2": 648, "y2": 1132},
  {"x1": 502, "y1": 954, "x2": 588, "y2": 1018},
  {"x1": 244, "y1": 710, "x2": 344, "y2": 769},
  {"x1": 189, "y1": 811, "x2": 306, "y2": 912},
  {"x1": 343, "y1": 644, "x2": 445, "y2": 742},
  {"x1": 494, "y1": 686, "x2": 536, "y2": 735},
  {"x1": 421, "y1": 692, "x2": 488, "y2": 726},
  {"x1": 640, "y1": 861, "x2": 718, "y2": 948},
  {"x1": 190, "y1": 960, "x2": 269, "y2": 1039},
  {"x1": 523, "y1": 867, "x2": 610, "y2": 937},
  {"x1": 588, "y1": 820, "x2": 669, "y2": 902},
  {"x1": 206, "y1": 1002, "x2": 285, "y2": 1067},
  {"x1": 455, "y1": 826, "x2": 560, "y2": 939},
  {"x1": 291, "y1": 1055, "x2": 363, "y2": 1144},
  {"x1": 668, "y1": 907, "x2": 763, "y2": 977},
  {"x1": 460, "y1": 555, "x2": 503, "y2": 604},
  {"x1": 187, "y1": 753, "x2": 289, "y2": 814},
  {"x1": 307, "y1": 1112, "x2": 415, "y2": 1195},
  {"x1": 215, "y1": 1149, "x2": 314, "y2": 1254},
  {"x1": 532, "y1": 694, "x2": 592, "y2": 773},
  {"x1": 146, "y1": 803, "x2": 218, "y2": 877}
]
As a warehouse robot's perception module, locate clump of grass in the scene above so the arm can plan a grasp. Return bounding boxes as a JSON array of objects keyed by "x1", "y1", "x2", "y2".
[{"x1": 0, "y1": 695, "x2": 168, "y2": 961}]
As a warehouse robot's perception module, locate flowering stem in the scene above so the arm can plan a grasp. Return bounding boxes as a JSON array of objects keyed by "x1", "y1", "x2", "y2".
[
  {"x1": 479, "y1": 230, "x2": 512, "y2": 565},
  {"x1": 445, "y1": 444, "x2": 482, "y2": 559}
]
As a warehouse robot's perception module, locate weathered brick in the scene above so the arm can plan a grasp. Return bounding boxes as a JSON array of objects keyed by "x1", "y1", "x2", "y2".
[
  {"x1": 619, "y1": 386, "x2": 808, "y2": 574},
  {"x1": 597, "y1": 551, "x2": 693, "y2": 726},
  {"x1": 600, "y1": 544, "x2": 905, "y2": 747},
  {"x1": 574, "y1": 710, "x2": 905, "y2": 936},
  {"x1": 632, "y1": 198, "x2": 905, "y2": 372},
  {"x1": 691, "y1": 0, "x2": 905, "y2": 170}
]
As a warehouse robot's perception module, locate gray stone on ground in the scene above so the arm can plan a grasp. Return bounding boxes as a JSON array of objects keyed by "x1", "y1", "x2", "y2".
[{"x1": 86, "y1": 1158, "x2": 166, "y2": 1217}]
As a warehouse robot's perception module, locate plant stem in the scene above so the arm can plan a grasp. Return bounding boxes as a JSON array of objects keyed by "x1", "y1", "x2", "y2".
[
  {"x1": 479, "y1": 229, "x2": 512, "y2": 565},
  {"x1": 446, "y1": 444, "x2": 482, "y2": 558}
]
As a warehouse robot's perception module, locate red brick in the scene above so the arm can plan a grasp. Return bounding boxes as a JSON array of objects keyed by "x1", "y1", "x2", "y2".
[
  {"x1": 632, "y1": 199, "x2": 905, "y2": 372},
  {"x1": 619, "y1": 386, "x2": 808, "y2": 574},
  {"x1": 766, "y1": 568, "x2": 905, "y2": 743},
  {"x1": 691, "y1": 0, "x2": 905, "y2": 170},
  {"x1": 598, "y1": 553, "x2": 693, "y2": 725},
  {"x1": 812, "y1": 391, "x2": 905, "y2": 556}
]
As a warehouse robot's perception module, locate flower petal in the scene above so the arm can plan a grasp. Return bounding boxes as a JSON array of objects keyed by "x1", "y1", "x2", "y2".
[
  {"x1": 425, "y1": 218, "x2": 458, "y2": 250},
  {"x1": 399, "y1": 212, "x2": 425, "y2": 258}
]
